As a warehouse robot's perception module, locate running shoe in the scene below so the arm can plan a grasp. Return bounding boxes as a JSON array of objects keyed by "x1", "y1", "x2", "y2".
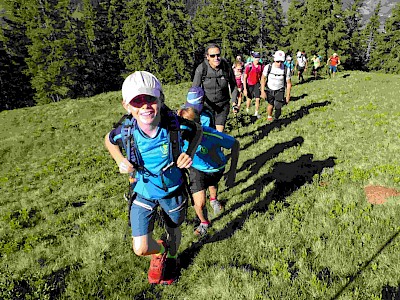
[
  {"x1": 148, "y1": 240, "x2": 168, "y2": 284},
  {"x1": 267, "y1": 116, "x2": 273, "y2": 122},
  {"x1": 194, "y1": 223, "x2": 209, "y2": 236},
  {"x1": 254, "y1": 111, "x2": 260, "y2": 119},
  {"x1": 210, "y1": 200, "x2": 223, "y2": 215},
  {"x1": 160, "y1": 258, "x2": 179, "y2": 285}
]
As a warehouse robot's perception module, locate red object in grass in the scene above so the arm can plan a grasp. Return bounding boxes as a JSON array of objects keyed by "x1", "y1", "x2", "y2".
[{"x1": 364, "y1": 185, "x2": 400, "y2": 204}]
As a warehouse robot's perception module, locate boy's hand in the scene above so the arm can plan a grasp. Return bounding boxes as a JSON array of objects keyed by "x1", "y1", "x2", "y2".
[
  {"x1": 118, "y1": 158, "x2": 134, "y2": 174},
  {"x1": 177, "y1": 153, "x2": 193, "y2": 169}
]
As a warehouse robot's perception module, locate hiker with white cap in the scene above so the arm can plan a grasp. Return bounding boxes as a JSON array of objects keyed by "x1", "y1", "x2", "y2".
[
  {"x1": 260, "y1": 50, "x2": 292, "y2": 122},
  {"x1": 327, "y1": 53, "x2": 341, "y2": 78},
  {"x1": 104, "y1": 71, "x2": 203, "y2": 285},
  {"x1": 295, "y1": 50, "x2": 308, "y2": 83}
]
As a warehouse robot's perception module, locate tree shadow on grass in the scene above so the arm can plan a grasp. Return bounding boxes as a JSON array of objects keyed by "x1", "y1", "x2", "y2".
[
  {"x1": 237, "y1": 101, "x2": 331, "y2": 151},
  {"x1": 332, "y1": 228, "x2": 400, "y2": 300},
  {"x1": 178, "y1": 154, "x2": 336, "y2": 273}
]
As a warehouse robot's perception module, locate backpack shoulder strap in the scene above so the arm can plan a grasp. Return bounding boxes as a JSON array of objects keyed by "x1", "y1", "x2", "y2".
[
  {"x1": 201, "y1": 60, "x2": 208, "y2": 84},
  {"x1": 119, "y1": 116, "x2": 143, "y2": 172},
  {"x1": 162, "y1": 106, "x2": 181, "y2": 164}
]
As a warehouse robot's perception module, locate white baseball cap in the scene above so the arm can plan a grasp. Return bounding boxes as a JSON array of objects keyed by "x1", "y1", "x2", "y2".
[
  {"x1": 273, "y1": 50, "x2": 285, "y2": 62},
  {"x1": 122, "y1": 71, "x2": 163, "y2": 104}
]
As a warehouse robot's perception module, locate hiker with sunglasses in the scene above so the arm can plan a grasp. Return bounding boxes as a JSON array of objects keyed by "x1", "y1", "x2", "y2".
[
  {"x1": 192, "y1": 43, "x2": 237, "y2": 132},
  {"x1": 104, "y1": 71, "x2": 202, "y2": 285},
  {"x1": 260, "y1": 50, "x2": 292, "y2": 122}
]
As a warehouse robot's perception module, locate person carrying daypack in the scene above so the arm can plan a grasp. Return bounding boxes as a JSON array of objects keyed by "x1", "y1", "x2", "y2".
[
  {"x1": 104, "y1": 71, "x2": 203, "y2": 285},
  {"x1": 260, "y1": 50, "x2": 292, "y2": 122},
  {"x1": 295, "y1": 51, "x2": 308, "y2": 83},
  {"x1": 243, "y1": 51, "x2": 264, "y2": 118},
  {"x1": 177, "y1": 106, "x2": 239, "y2": 237},
  {"x1": 192, "y1": 43, "x2": 238, "y2": 133}
]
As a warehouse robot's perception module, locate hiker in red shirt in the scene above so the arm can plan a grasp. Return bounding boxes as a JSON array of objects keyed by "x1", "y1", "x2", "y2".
[
  {"x1": 327, "y1": 53, "x2": 341, "y2": 78},
  {"x1": 243, "y1": 51, "x2": 264, "y2": 118}
]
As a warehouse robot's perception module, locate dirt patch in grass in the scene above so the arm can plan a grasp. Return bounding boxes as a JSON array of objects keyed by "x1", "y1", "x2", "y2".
[{"x1": 364, "y1": 185, "x2": 400, "y2": 205}]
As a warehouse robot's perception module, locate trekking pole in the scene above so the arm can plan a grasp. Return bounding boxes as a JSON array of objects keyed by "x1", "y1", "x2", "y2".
[{"x1": 232, "y1": 105, "x2": 240, "y2": 135}]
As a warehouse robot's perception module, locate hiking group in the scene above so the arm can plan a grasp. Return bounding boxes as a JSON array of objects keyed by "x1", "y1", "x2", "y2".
[{"x1": 104, "y1": 43, "x2": 340, "y2": 285}]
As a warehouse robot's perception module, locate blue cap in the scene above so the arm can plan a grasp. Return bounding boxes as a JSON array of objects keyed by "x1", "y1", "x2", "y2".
[{"x1": 185, "y1": 87, "x2": 204, "y2": 112}]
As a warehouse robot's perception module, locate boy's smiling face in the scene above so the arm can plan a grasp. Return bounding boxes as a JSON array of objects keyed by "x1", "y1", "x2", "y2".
[{"x1": 125, "y1": 94, "x2": 162, "y2": 127}]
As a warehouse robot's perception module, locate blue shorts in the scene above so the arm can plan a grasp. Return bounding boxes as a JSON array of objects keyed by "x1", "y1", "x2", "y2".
[
  {"x1": 330, "y1": 65, "x2": 337, "y2": 72},
  {"x1": 130, "y1": 189, "x2": 187, "y2": 237}
]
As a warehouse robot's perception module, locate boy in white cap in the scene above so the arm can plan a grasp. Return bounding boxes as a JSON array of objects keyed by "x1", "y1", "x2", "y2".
[
  {"x1": 260, "y1": 50, "x2": 292, "y2": 122},
  {"x1": 104, "y1": 71, "x2": 202, "y2": 285}
]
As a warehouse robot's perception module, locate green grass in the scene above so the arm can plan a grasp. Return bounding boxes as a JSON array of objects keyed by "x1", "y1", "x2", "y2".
[{"x1": 1, "y1": 71, "x2": 399, "y2": 299}]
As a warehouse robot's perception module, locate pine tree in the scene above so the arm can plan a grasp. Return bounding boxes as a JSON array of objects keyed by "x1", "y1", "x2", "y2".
[
  {"x1": 369, "y1": 3, "x2": 400, "y2": 73},
  {"x1": 192, "y1": 0, "x2": 257, "y2": 62},
  {"x1": 343, "y1": 0, "x2": 364, "y2": 70},
  {"x1": 73, "y1": 0, "x2": 125, "y2": 96},
  {"x1": 283, "y1": 0, "x2": 306, "y2": 56},
  {"x1": 258, "y1": 0, "x2": 285, "y2": 54},
  {"x1": 361, "y1": 1, "x2": 382, "y2": 68},
  {"x1": 0, "y1": 14, "x2": 35, "y2": 110},
  {"x1": 23, "y1": 0, "x2": 85, "y2": 104},
  {"x1": 120, "y1": 0, "x2": 191, "y2": 84}
]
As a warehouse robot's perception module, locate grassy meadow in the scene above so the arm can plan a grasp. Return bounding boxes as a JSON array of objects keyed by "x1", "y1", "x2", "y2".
[{"x1": 1, "y1": 71, "x2": 400, "y2": 299}]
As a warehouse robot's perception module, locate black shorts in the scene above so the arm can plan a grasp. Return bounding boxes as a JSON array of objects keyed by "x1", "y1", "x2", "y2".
[
  {"x1": 298, "y1": 66, "x2": 305, "y2": 73},
  {"x1": 266, "y1": 88, "x2": 285, "y2": 109},
  {"x1": 189, "y1": 167, "x2": 224, "y2": 194},
  {"x1": 247, "y1": 82, "x2": 261, "y2": 99},
  {"x1": 214, "y1": 103, "x2": 230, "y2": 126}
]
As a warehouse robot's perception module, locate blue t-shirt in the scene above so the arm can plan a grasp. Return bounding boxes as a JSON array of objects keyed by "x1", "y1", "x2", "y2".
[
  {"x1": 200, "y1": 108, "x2": 215, "y2": 128},
  {"x1": 109, "y1": 124, "x2": 183, "y2": 200},
  {"x1": 183, "y1": 126, "x2": 235, "y2": 173},
  {"x1": 284, "y1": 61, "x2": 294, "y2": 70}
]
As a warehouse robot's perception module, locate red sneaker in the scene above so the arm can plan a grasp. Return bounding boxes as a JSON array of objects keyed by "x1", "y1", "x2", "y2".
[
  {"x1": 160, "y1": 258, "x2": 179, "y2": 285},
  {"x1": 148, "y1": 240, "x2": 167, "y2": 284}
]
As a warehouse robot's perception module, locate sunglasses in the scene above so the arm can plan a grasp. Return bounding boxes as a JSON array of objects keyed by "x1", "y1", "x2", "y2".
[
  {"x1": 208, "y1": 53, "x2": 221, "y2": 58},
  {"x1": 129, "y1": 95, "x2": 158, "y2": 106},
  {"x1": 275, "y1": 61, "x2": 284, "y2": 63}
]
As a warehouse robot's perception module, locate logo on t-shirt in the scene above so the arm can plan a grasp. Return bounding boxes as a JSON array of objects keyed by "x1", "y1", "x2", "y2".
[
  {"x1": 200, "y1": 146, "x2": 208, "y2": 154},
  {"x1": 160, "y1": 143, "x2": 169, "y2": 157}
]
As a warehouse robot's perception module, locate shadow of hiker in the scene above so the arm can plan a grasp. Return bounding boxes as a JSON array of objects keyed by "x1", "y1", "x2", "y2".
[
  {"x1": 235, "y1": 136, "x2": 304, "y2": 186},
  {"x1": 342, "y1": 74, "x2": 350, "y2": 78},
  {"x1": 291, "y1": 93, "x2": 308, "y2": 102},
  {"x1": 225, "y1": 113, "x2": 255, "y2": 135},
  {"x1": 238, "y1": 101, "x2": 331, "y2": 150},
  {"x1": 178, "y1": 154, "x2": 337, "y2": 273}
]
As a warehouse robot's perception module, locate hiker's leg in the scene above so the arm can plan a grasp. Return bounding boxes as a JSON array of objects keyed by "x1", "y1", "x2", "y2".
[
  {"x1": 132, "y1": 234, "x2": 161, "y2": 256},
  {"x1": 130, "y1": 195, "x2": 158, "y2": 255},
  {"x1": 159, "y1": 190, "x2": 187, "y2": 255},
  {"x1": 214, "y1": 103, "x2": 229, "y2": 132},
  {"x1": 165, "y1": 225, "x2": 181, "y2": 257},
  {"x1": 255, "y1": 97, "x2": 260, "y2": 113},
  {"x1": 209, "y1": 185, "x2": 217, "y2": 199},
  {"x1": 246, "y1": 97, "x2": 251, "y2": 110},
  {"x1": 192, "y1": 190, "x2": 208, "y2": 223}
]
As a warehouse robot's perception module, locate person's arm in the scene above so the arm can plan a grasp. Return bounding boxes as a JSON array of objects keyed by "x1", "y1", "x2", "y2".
[
  {"x1": 243, "y1": 67, "x2": 249, "y2": 97},
  {"x1": 104, "y1": 132, "x2": 134, "y2": 173},
  {"x1": 286, "y1": 79, "x2": 292, "y2": 103},
  {"x1": 337, "y1": 58, "x2": 341, "y2": 66},
  {"x1": 260, "y1": 73, "x2": 267, "y2": 100},
  {"x1": 178, "y1": 116, "x2": 203, "y2": 159},
  {"x1": 225, "y1": 139, "x2": 240, "y2": 188}
]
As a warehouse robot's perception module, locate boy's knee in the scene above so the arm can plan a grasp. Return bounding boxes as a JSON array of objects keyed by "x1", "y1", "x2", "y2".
[{"x1": 132, "y1": 238, "x2": 148, "y2": 256}]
